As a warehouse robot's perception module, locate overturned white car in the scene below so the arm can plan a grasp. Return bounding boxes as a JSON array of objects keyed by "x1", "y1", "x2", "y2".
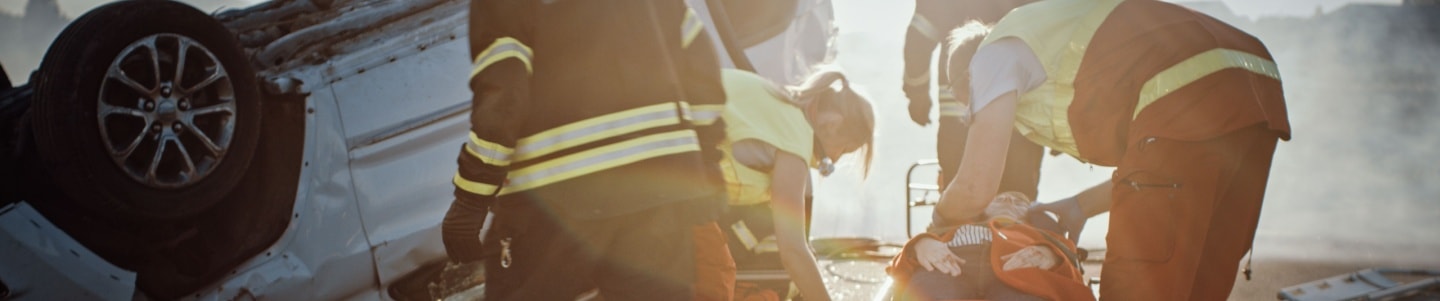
[{"x1": 0, "y1": 0, "x2": 839, "y2": 299}]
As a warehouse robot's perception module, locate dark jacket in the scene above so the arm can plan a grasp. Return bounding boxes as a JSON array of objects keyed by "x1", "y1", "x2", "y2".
[{"x1": 445, "y1": 0, "x2": 727, "y2": 262}]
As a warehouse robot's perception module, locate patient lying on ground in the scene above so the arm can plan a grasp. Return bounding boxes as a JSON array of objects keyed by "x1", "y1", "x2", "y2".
[{"x1": 889, "y1": 192, "x2": 1092, "y2": 301}]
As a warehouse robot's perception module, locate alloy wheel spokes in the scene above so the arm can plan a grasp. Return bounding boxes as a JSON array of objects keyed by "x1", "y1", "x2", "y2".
[
  {"x1": 98, "y1": 100, "x2": 152, "y2": 160},
  {"x1": 98, "y1": 34, "x2": 238, "y2": 189}
]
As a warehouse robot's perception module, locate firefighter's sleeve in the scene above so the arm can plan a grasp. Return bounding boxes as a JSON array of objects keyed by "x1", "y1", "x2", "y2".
[
  {"x1": 443, "y1": 0, "x2": 532, "y2": 263},
  {"x1": 902, "y1": 8, "x2": 946, "y2": 126},
  {"x1": 678, "y1": 6, "x2": 726, "y2": 164}
]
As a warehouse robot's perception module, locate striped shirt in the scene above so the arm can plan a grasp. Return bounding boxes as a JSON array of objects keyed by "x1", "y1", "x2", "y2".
[{"x1": 948, "y1": 224, "x2": 993, "y2": 247}]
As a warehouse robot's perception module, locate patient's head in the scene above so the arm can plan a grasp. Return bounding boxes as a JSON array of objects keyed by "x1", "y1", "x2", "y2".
[{"x1": 984, "y1": 191, "x2": 1033, "y2": 222}]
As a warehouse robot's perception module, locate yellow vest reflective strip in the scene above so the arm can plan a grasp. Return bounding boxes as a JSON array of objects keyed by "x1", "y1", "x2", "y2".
[
  {"x1": 513, "y1": 102, "x2": 683, "y2": 162},
  {"x1": 904, "y1": 70, "x2": 931, "y2": 88},
  {"x1": 453, "y1": 172, "x2": 500, "y2": 196},
  {"x1": 501, "y1": 130, "x2": 700, "y2": 195},
  {"x1": 910, "y1": 14, "x2": 942, "y2": 41},
  {"x1": 1132, "y1": 48, "x2": 1281, "y2": 119},
  {"x1": 682, "y1": 8, "x2": 705, "y2": 48},
  {"x1": 470, "y1": 37, "x2": 534, "y2": 79},
  {"x1": 979, "y1": 0, "x2": 1124, "y2": 159},
  {"x1": 730, "y1": 220, "x2": 761, "y2": 250},
  {"x1": 689, "y1": 104, "x2": 725, "y2": 126},
  {"x1": 465, "y1": 131, "x2": 514, "y2": 167}
]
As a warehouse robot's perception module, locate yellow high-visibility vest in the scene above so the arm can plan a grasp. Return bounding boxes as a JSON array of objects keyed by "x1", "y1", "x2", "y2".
[
  {"x1": 718, "y1": 69, "x2": 814, "y2": 206},
  {"x1": 979, "y1": 0, "x2": 1281, "y2": 161}
]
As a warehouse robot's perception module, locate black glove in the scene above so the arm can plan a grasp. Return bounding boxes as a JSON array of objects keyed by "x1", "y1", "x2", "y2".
[
  {"x1": 441, "y1": 193, "x2": 493, "y2": 263},
  {"x1": 904, "y1": 87, "x2": 933, "y2": 126},
  {"x1": 1027, "y1": 196, "x2": 1087, "y2": 244}
]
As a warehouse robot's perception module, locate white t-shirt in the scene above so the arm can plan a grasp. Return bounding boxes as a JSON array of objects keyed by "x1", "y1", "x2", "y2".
[{"x1": 967, "y1": 38, "x2": 1048, "y2": 114}]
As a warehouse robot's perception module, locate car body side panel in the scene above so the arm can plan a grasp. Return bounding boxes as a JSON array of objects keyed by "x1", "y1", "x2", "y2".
[
  {"x1": 345, "y1": 114, "x2": 462, "y2": 287},
  {"x1": 329, "y1": 31, "x2": 472, "y2": 285},
  {"x1": 687, "y1": 0, "x2": 836, "y2": 85},
  {"x1": 328, "y1": 29, "x2": 470, "y2": 144},
  {"x1": 191, "y1": 87, "x2": 378, "y2": 301},
  {"x1": 0, "y1": 202, "x2": 136, "y2": 301}
]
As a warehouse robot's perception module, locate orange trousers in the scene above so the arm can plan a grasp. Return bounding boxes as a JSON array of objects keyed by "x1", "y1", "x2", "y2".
[
  {"x1": 694, "y1": 222, "x2": 737, "y2": 301},
  {"x1": 1101, "y1": 125, "x2": 1280, "y2": 300}
]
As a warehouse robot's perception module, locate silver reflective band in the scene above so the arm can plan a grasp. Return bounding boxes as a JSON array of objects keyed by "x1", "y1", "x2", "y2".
[
  {"x1": 688, "y1": 104, "x2": 724, "y2": 125},
  {"x1": 466, "y1": 131, "x2": 515, "y2": 167},
  {"x1": 939, "y1": 102, "x2": 969, "y2": 118},
  {"x1": 904, "y1": 71, "x2": 931, "y2": 87},
  {"x1": 503, "y1": 130, "x2": 700, "y2": 194},
  {"x1": 466, "y1": 138, "x2": 513, "y2": 166},
  {"x1": 682, "y1": 8, "x2": 705, "y2": 48},
  {"x1": 471, "y1": 37, "x2": 534, "y2": 78},
  {"x1": 910, "y1": 15, "x2": 942, "y2": 41},
  {"x1": 514, "y1": 103, "x2": 682, "y2": 161},
  {"x1": 937, "y1": 86, "x2": 956, "y2": 101}
]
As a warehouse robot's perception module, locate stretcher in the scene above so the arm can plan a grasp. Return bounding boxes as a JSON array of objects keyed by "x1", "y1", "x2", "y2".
[{"x1": 1279, "y1": 268, "x2": 1440, "y2": 301}]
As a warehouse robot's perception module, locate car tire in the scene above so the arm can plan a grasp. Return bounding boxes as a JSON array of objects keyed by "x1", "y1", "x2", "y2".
[{"x1": 30, "y1": 0, "x2": 262, "y2": 221}]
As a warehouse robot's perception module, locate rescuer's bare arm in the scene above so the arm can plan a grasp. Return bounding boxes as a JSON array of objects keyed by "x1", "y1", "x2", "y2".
[
  {"x1": 936, "y1": 92, "x2": 1018, "y2": 223},
  {"x1": 771, "y1": 152, "x2": 832, "y2": 301}
]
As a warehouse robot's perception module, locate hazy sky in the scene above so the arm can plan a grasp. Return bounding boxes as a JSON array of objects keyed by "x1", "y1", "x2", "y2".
[{"x1": 0, "y1": 0, "x2": 1410, "y2": 19}]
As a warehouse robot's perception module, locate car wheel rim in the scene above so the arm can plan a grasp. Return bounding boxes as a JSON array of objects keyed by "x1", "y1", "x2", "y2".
[{"x1": 97, "y1": 34, "x2": 237, "y2": 189}]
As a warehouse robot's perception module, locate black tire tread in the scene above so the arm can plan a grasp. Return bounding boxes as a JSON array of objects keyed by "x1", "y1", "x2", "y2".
[{"x1": 31, "y1": 0, "x2": 262, "y2": 221}]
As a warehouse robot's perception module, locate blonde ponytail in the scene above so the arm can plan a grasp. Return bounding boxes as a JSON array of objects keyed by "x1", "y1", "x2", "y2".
[{"x1": 791, "y1": 68, "x2": 875, "y2": 177}]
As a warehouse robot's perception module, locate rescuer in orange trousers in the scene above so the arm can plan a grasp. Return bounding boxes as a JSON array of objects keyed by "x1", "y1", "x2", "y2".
[{"x1": 925, "y1": 0, "x2": 1291, "y2": 299}]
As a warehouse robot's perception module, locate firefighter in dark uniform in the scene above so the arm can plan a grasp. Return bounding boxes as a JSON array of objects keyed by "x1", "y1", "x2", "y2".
[
  {"x1": 901, "y1": 0, "x2": 1042, "y2": 202},
  {"x1": 440, "y1": 0, "x2": 729, "y2": 299}
]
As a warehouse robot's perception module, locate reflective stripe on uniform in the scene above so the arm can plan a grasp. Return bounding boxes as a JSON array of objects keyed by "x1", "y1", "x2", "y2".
[
  {"x1": 502, "y1": 130, "x2": 700, "y2": 194},
  {"x1": 471, "y1": 37, "x2": 534, "y2": 79},
  {"x1": 689, "y1": 104, "x2": 724, "y2": 126},
  {"x1": 453, "y1": 172, "x2": 500, "y2": 196},
  {"x1": 682, "y1": 8, "x2": 705, "y2": 48},
  {"x1": 514, "y1": 102, "x2": 683, "y2": 162},
  {"x1": 910, "y1": 14, "x2": 942, "y2": 41},
  {"x1": 937, "y1": 85, "x2": 956, "y2": 102},
  {"x1": 466, "y1": 131, "x2": 514, "y2": 167},
  {"x1": 1132, "y1": 48, "x2": 1281, "y2": 119},
  {"x1": 904, "y1": 70, "x2": 931, "y2": 88},
  {"x1": 939, "y1": 101, "x2": 969, "y2": 118},
  {"x1": 730, "y1": 220, "x2": 760, "y2": 250},
  {"x1": 937, "y1": 84, "x2": 969, "y2": 117}
]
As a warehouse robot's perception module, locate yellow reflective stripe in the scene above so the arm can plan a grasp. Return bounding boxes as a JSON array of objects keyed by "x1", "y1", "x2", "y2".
[
  {"x1": 939, "y1": 102, "x2": 969, "y2": 117},
  {"x1": 514, "y1": 102, "x2": 681, "y2": 161},
  {"x1": 1133, "y1": 48, "x2": 1281, "y2": 119},
  {"x1": 502, "y1": 130, "x2": 700, "y2": 194},
  {"x1": 910, "y1": 15, "x2": 941, "y2": 41},
  {"x1": 466, "y1": 132, "x2": 514, "y2": 167},
  {"x1": 730, "y1": 220, "x2": 760, "y2": 250},
  {"x1": 453, "y1": 172, "x2": 500, "y2": 196},
  {"x1": 682, "y1": 8, "x2": 705, "y2": 48},
  {"x1": 904, "y1": 71, "x2": 931, "y2": 87},
  {"x1": 470, "y1": 37, "x2": 534, "y2": 79},
  {"x1": 937, "y1": 85, "x2": 956, "y2": 102},
  {"x1": 689, "y1": 104, "x2": 724, "y2": 126}
]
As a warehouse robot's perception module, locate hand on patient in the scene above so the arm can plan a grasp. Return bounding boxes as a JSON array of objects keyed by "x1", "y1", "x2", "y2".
[
  {"x1": 1000, "y1": 245, "x2": 1058, "y2": 271},
  {"x1": 916, "y1": 237, "x2": 965, "y2": 276}
]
